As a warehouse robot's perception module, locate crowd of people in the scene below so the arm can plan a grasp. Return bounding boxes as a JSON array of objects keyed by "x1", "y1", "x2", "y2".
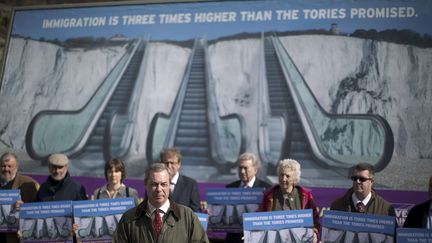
[{"x1": 0, "y1": 149, "x2": 430, "y2": 243}]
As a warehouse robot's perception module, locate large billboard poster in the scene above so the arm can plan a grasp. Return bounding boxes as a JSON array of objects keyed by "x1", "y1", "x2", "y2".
[{"x1": 0, "y1": 0, "x2": 430, "y2": 210}]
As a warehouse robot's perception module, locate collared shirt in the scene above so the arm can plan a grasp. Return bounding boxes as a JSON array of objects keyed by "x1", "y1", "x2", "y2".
[
  {"x1": 0, "y1": 174, "x2": 16, "y2": 188},
  {"x1": 352, "y1": 192, "x2": 372, "y2": 207},
  {"x1": 170, "y1": 172, "x2": 179, "y2": 192},
  {"x1": 148, "y1": 200, "x2": 170, "y2": 221},
  {"x1": 96, "y1": 183, "x2": 129, "y2": 199},
  {"x1": 241, "y1": 176, "x2": 256, "y2": 188}
]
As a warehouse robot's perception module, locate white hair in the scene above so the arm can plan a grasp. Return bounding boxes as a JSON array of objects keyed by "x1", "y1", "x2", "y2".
[{"x1": 277, "y1": 159, "x2": 301, "y2": 183}]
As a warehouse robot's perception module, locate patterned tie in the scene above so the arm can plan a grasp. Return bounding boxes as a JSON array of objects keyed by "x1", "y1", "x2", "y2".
[
  {"x1": 153, "y1": 209, "x2": 162, "y2": 236},
  {"x1": 356, "y1": 202, "x2": 365, "y2": 213}
]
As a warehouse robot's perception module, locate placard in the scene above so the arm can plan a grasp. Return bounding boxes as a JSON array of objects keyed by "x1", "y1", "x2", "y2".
[
  {"x1": 0, "y1": 189, "x2": 20, "y2": 232},
  {"x1": 243, "y1": 209, "x2": 314, "y2": 243},
  {"x1": 206, "y1": 188, "x2": 263, "y2": 232},
  {"x1": 321, "y1": 210, "x2": 396, "y2": 243},
  {"x1": 397, "y1": 228, "x2": 432, "y2": 243},
  {"x1": 195, "y1": 212, "x2": 209, "y2": 231},
  {"x1": 19, "y1": 200, "x2": 73, "y2": 243},
  {"x1": 73, "y1": 198, "x2": 135, "y2": 243}
]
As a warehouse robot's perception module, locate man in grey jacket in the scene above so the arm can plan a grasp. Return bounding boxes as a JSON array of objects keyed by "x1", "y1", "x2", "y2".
[{"x1": 112, "y1": 163, "x2": 208, "y2": 243}]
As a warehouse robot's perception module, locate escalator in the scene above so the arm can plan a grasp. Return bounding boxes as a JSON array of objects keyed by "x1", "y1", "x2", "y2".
[
  {"x1": 259, "y1": 35, "x2": 394, "y2": 186},
  {"x1": 146, "y1": 40, "x2": 244, "y2": 181},
  {"x1": 77, "y1": 43, "x2": 145, "y2": 161},
  {"x1": 26, "y1": 40, "x2": 146, "y2": 171},
  {"x1": 173, "y1": 45, "x2": 212, "y2": 166},
  {"x1": 263, "y1": 37, "x2": 316, "y2": 174}
]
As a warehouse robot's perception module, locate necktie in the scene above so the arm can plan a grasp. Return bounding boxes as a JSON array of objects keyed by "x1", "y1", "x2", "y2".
[
  {"x1": 153, "y1": 209, "x2": 162, "y2": 236},
  {"x1": 356, "y1": 202, "x2": 365, "y2": 213},
  {"x1": 170, "y1": 182, "x2": 175, "y2": 194}
]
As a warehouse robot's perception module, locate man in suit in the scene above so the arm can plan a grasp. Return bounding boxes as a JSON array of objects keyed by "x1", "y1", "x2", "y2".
[
  {"x1": 225, "y1": 152, "x2": 272, "y2": 243},
  {"x1": 404, "y1": 175, "x2": 432, "y2": 228},
  {"x1": 226, "y1": 152, "x2": 271, "y2": 190},
  {"x1": 159, "y1": 148, "x2": 200, "y2": 212}
]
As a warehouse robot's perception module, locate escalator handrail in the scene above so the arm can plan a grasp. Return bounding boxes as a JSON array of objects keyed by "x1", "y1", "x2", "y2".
[
  {"x1": 25, "y1": 40, "x2": 140, "y2": 159},
  {"x1": 271, "y1": 35, "x2": 394, "y2": 171}
]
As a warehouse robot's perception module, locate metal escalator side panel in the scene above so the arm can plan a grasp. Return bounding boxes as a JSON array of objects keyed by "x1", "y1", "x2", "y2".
[{"x1": 25, "y1": 40, "x2": 141, "y2": 160}]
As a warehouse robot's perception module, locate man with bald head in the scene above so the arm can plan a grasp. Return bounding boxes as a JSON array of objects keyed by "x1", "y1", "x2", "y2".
[
  {"x1": 113, "y1": 163, "x2": 208, "y2": 242},
  {"x1": 0, "y1": 152, "x2": 39, "y2": 243}
]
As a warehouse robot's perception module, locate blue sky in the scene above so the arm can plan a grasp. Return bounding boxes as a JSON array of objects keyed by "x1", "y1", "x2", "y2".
[{"x1": 11, "y1": 0, "x2": 432, "y2": 41}]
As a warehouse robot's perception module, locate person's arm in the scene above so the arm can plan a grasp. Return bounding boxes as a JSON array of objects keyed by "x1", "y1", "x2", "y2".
[{"x1": 190, "y1": 181, "x2": 201, "y2": 212}]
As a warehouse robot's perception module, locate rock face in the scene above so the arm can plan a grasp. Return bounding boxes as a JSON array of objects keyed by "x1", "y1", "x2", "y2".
[{"x1": 0, "y1": 37, "x2": 126, "y2": 149}]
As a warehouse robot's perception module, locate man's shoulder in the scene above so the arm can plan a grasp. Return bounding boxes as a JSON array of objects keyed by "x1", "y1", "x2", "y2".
[
  {"x1": 179, "y1": 175, "x2": 198, "y2": 185},
  {"x1": 226, "y1": 180, "x2": 241, "y2": 188},
  {"x1": 15, "y1": 174, "x2": 38, "y2": 184},
  {"x1": 410, "y1": 200, "x2": 431, "y2": 213}
]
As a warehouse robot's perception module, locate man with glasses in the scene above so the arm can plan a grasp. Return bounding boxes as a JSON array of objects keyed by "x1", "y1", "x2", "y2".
[
  {"x1": 159, "y1": 148, "x2": 200, "y2": 212},
  {"x1": 330, "y1": 162, "x2": 395, "y2": 216},
  {"x1": 36, "y1": 153, "x2": 87, "y2": 202}
]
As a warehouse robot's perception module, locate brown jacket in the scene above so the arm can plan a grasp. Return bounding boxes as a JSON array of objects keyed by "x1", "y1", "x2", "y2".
[
  {"x1": 330, "y1": 188, "x2": 396, "y2": 216},
  {"x1": 0, "y1": 174, "x2": 39, "y2": 243},
  {"x1": 112, "y1": 198, "x2": 209, "y2": 243}
]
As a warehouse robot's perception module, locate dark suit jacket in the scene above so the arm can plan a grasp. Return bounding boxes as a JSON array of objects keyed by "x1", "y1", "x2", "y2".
[
  {"x1": 226, "y1": 178, "x2": 272, "y2": 190},
  {"x1": 225, "y1": 178, "x2": 272, "y2": 243},
  {"x1": 171, "y1": 174, "x2": 200, "y2": 212},
  {"x1": 404, "y1": 200, "x2": 430, "y2": 228}
]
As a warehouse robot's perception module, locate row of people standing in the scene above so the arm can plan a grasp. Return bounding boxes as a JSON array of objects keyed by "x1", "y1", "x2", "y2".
[{"x1": 2, "y1": 149, "x2": 431, "y2": 242}]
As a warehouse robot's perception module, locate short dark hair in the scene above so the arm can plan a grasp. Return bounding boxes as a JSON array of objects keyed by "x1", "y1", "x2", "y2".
[
  {"x1": 160, "y1": 148, "x2": 182, "y2": 163},
  {"x1": 144, "y1": 163, "x2": 169, "y2": 185},
  {"x1": 104, "y1": 158, "x2": 126, "y2": 182},
  {"x1": 353, "y1": 162, "x2": 375, "y2": 178}
]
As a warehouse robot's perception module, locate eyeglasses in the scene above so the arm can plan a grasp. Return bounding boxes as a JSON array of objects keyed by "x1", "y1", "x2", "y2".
[
  {"x1": 350, "y1": 176, "x2": 373, "y2": 182},
  {"x1": 161, "y1": 161, "x2": 179, "y2": 166}
]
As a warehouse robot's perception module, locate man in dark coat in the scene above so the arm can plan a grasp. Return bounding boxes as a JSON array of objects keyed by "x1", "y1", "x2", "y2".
[
  {"x1": 36, "y1": 153, "x2": 87, "y2": 202},
  {"x1": 404, "y1": 175, "x2": 432, "y2": 228},
  {"x1": 225, "y1": 152, "x2": 272, "y2": 243},
  {"x1": 331, "y1": 163, "x2": 395, "y2": 216},
  {"x1": 0, "y1": 152, "x2": 39, "y2": 243},
  {"x1": 160, "y1": 148, "x2": 200, "y2": 212},
  {"x1": 112, "y1": 163, "x2": 208, "y2": 242}
]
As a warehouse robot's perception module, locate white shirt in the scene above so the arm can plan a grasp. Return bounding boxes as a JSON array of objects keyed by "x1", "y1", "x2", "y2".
[
  {"x1": 148, "y1": 199, "x2": 170, "y2": 221},
  {"x1": 170, "y1": 172, "x2": 179, "y2": 192},
  {"x1": 352, "y1": 192, "x2": 372, "y2": 207},
  {"x1": 241, "y1": 176, "x2": 256, "y2": 188}
]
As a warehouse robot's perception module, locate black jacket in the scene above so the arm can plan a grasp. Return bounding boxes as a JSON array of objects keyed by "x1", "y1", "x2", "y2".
[
  {"x1": 36, "y1": 172, "x2": 87, "y2": 202},
  {"x1": 226, "y1": 178, "x2": 272, "y2": 190},
  {"x1": 404, "y1": 200, "x2": 430, "y2": 228},
  {"x1": 171, "y1": 175, "x2": 200, "y2": 212}
]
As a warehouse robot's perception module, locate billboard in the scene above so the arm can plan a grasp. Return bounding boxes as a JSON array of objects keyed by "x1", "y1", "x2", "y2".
[{"x1": 0, "y1": 0, "x2": 431, "y2": 193}]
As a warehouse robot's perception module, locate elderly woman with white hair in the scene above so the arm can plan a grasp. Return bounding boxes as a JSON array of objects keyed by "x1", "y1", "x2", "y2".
[{"x1": 258, "y1": 159, "x2": 320, "y2": 241}]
